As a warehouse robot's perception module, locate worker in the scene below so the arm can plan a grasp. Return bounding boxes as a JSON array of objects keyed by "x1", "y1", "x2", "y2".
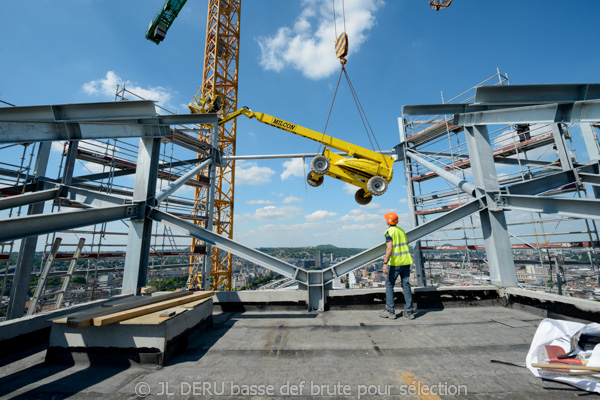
[
  {"x1": 379, "y1": 212, "x2": 415, "y2": 320},
  {"x1": 514, "y1": 124, "x2": 531, "y2": 142}
]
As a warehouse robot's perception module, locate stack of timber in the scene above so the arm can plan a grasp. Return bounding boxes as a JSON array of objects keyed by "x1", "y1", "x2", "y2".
[{"x1": 46, "y1": 290, "x2": 214, "y2": 366}]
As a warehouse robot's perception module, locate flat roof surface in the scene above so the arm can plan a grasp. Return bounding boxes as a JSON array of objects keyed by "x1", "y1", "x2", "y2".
[{"x1": 0, "y1": 306, "x2": 593, "y2": 399}]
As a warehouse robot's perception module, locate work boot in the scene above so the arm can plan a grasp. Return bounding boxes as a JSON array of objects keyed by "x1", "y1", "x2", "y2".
[
  {"x1": 404, "y1": 311, "x2": 415, "y2": 320},
  {"x1": 379, "y1": 309, "x2": 397, "y2": 319}
]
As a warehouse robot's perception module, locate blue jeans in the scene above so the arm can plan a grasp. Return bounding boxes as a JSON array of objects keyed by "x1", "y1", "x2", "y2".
[{"x1": 385, "y1": 265, "x2": 413, "y2": 314}]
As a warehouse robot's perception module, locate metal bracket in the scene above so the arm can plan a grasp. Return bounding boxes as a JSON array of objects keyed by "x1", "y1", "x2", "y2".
[
  {"x1": 393, "y1": 144, "x2": 406, "y2": 161},
  {"x1": 56, "y1": 184, "x2": 69, "y2": 199},
  {"x1": 495, "y1": 194, "x2": 507, "y2": 209},
  {"x1": 212, "y1": 149, "x2": 224, "y2": 167},
  {"x1": 489, "y1": 192, "x2": 504, "y2": 211},
  {"x1": 125, "y1": 201, "x2": 144, "y2": 219}
]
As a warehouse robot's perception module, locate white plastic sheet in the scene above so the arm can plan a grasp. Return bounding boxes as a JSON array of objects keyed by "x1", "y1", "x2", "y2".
[{"x1": 526, "y1": 318, "x2": 600, "y2": 393}]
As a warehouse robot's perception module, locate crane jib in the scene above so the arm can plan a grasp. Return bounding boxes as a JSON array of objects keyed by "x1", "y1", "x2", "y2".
[{"x1": 271, "y1": 118, "x2": 296, "y2": 131}]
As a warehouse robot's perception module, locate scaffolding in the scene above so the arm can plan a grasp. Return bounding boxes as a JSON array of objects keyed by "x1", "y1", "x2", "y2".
[
  {"x1": 0, "y1": 89, "x2": 213, "y2": 315},
  {"x1": 402, "y1": 72, "x2": 600, "y2": 296},
  {"x1": 2, "y1": 82, "x2": 600, "y2": 316}
]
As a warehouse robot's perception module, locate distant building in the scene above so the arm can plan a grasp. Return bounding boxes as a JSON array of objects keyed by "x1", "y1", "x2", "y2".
[{"x1": 315, "y1": 251, "x2": 323, "y2": 268}]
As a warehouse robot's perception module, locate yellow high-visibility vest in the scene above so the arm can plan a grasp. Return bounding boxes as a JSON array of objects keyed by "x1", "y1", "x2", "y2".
[{"x1": 385, "y1": 226, "x2": 413, "y2": 266}]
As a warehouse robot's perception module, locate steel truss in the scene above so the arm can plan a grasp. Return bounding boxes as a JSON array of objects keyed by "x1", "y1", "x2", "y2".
[
  {"x1": 402, "y1": 82, "x2": 600, "y2": 292},
  {"x1": 2, "y1": 83, "x2": 599, "y2": 315}
]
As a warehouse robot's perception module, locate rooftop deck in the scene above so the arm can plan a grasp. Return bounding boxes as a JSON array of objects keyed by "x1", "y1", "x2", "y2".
[{"x1": 0, "y1": 300, "x2": 595, "y2": 399}]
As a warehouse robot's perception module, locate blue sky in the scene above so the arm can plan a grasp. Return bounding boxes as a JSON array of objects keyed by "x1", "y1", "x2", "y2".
[{"x1": 1, "y1": 0, "x2": 599, "y2": 249}]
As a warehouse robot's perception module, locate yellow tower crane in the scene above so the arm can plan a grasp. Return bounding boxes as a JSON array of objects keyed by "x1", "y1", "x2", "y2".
[{"x1": 186, "y1": 0, "x2": 242, "y2": 291}]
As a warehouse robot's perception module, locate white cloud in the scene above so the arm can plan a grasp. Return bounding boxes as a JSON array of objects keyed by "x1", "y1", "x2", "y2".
[
  {"x1": 51, "y1": 141, "x2": 66, "y2": 153},
  {"x1": 306, "y1": 210, "x2": 338, "y2": 221},
  {"x1": 257, "y1": 0, "x2": 383, "y2": 79},
  {"x1": 236, "y1": 220, "x2": 333, "y2": 247},
  {"x1": 79, "y1": 161, "x2": 106, "y2": 174},
  {"x1": 251, "y1": 205, "x2": 303, "y2": 221},
  {"x1": 82, "y1": 71, "x2": 174, "y2": 109},
  {"x1": 343, "y1": 183, "x2": 357, "y2": 195},
  {"x1": 362, "y1": 202, "x2": 381, "y2": 209},
  {"x1": 281, "y1": 158, "x2": 307, "y2": 181},
  {"x1": 339, "y1": 208, "x2": 380, "y2": 223},
  {"x1": 283, "y1": 195, "x2": 303, "y2": 204},
  {"x1": 247, "y1": 199, "x2": 275, "y2": 205},
  {"x1": 341, "y1": 222, "x2": 378, "y2": 231},
  {"x1": 235, "y1": 161, "x2": 276, "y2": 185}
]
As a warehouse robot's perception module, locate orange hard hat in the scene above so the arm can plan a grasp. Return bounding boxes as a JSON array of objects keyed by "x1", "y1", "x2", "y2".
[{"x1": 384, "y1": 212, "x2": 398, "y2": 225}]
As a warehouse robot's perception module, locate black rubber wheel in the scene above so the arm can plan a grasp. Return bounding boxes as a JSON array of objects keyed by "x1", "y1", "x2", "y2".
[
  {"x1": 310, "y1": 155, "x2": 330, "y2": 175},
  {"x1": 354, "y1": 188, "x2": 372, "y2": 205},
  {"x1": 307, "y1": 173, "x2": 324, "y2": 187},
  {"x1": 366, "y1": 176, "x2": 388, "y2": 196}
]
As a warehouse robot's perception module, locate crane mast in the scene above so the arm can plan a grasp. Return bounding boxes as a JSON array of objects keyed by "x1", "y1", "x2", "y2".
[{"x1": 188, "y1": 0, "x2": 241, "y2": 291}]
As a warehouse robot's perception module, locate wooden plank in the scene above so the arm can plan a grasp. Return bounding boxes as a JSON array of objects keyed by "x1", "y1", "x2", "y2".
[
  {"x1": 180, "y1": 297, "x2": 212, "y2": 309},
  {"x1": 119, "y1": 307, "x2": 187, "y2": 325},
  {"x1": 92, "y1": 291, "x2": 214, "y2": 327},
  {"x1": 49, "y1": 305, "x2": 106, "y2": 324},
  {"x1": 119, "y1": 297, "x2": 213, "y2": 325},
  {"x1": 66, "y1": 291, "x2": 194, "y2": 328}
]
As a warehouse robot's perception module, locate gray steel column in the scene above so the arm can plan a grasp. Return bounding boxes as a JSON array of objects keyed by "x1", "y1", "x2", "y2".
[
  {"x1": 6, "y1": 142, "x2": 52, "y2": 319},
  {"x1": 464, "y1": 125, "x2": 518, "y2": 287},
  {"x1": 581, "y1": 123, "x2": 600, "y2": 199},
  {"x1": 551, "y1": 124, "x2": 573, "y2": 170},
  {"x1": 202, "y1": 124, "x2": 219, "y2": 291},
  {"x1": 122, "y1": 137, "x2": 160, "y2": 294},
  {"x1": 402, "y1": 149, "x2": 426, "y2": 287},
  {"x1": 61, "y1": 141, "x2": 79, "y2": 186}
]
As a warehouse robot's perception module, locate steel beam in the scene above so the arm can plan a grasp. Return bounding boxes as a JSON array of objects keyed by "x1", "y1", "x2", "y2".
[
  {"x1": 322, "y1": 199, "x2": 484, "y2": 284},
  {"x1": 404, "y1": 84, "x2": 600, "y2": 117},
  {"x1": 405, "y1": 150, "x2": 476, "y2": 197},
  {"x1": 579, "y1": 173, "x2": 600, "y2": 187},
  {"x1": 580, "y1": 123, "x2": 600, "y2": 199},
  {"x1": 221, "y1": 150, "x2": 397, "y2": 161},
  {"x1": 414, "y1": 150, "x2": 558, "y2": 169},
  {"x1": 61, "y1": 141, "x2": 79, "y2": 186},
  {"x1": 403, "y1": 103, "x2": 493, "y2": 116},
  {"x1": 551, "y1": 124, "x2": 573, "y2": 170},
  {"x1": 62, "y1": 186, "x2": 130, "y2": 208},
  {"x1": 0, "y1": 101, "x2": 157, "y2": 121},
  {"x1": 6, "y1": 141, "x2": 51, "y2": 320},
  {"x1": 0, "y1": 188, "x2": 59, "y2": 211},
  {"x1": 503, "y1": 163, "x2": 599, "y2": 196},
  {"x1": 68, "y1": 157, "x2": 204, "y2": 185},
  {"x1": 0, "y1": 204, "x2": 141, "y2": 243},
  {"x1": 403, "y1": 153, "x2": 426, "y2": 286},
  {"x1": 201, "y1": 125, "x2": 220, "y2": 291},
  {"x1": 464, "y1": 125, "x2": 518, "y2": 287},
  {"x1": 0, "y1": 120, "x2": 170, "y2": 143},
  {"x1": 150, "y1": 209, "x2": 307, "y2": 284},
  {"x1": 0, "y1": 101, "x2": 218, "y2": 143},
  {"x1": 122, "y1": 137, "x2": 161, "y2": 295},
  {"x1": 0, "y1": 184, "x2": 129, "y2": 210},
  {"x1": 581, "y1": 123, "x2": 600, "y2": 161},
  {"x1": 500, "y1": 194, "x2": 600, "y2": 221},
  {"x1": 155, "y1": 158, "x2": 211, "y2": 204},
  {"x1": 0, "y1": 101, "x2": 220, "y2": 124},
  {"x1": 505, "y1": 169, "x2": 576, "y2": 196},
  {"x1": 474, "y1": 83, "x2": 600, "y2": 104},
  {"x1": 453, "y1": 100, "x2": 600, "y2": 126}
]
